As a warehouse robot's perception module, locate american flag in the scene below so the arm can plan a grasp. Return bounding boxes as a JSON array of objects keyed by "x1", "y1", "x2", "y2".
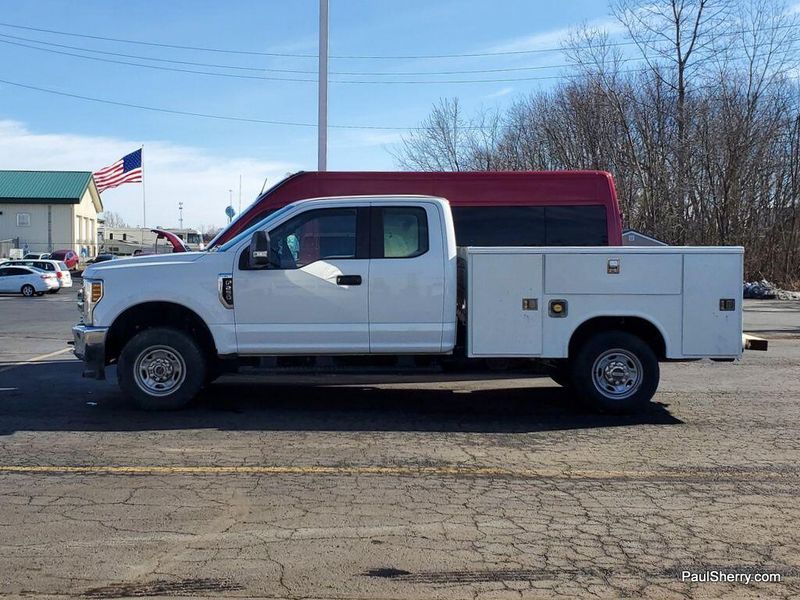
[{"x1": 93, "y1": 149, "x2": 143, "y2": 193}]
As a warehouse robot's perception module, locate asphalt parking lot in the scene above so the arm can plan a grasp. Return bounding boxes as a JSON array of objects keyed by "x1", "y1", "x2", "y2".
[{"x1": 0, "y1": 285, "x2": 798, "y2": 599}]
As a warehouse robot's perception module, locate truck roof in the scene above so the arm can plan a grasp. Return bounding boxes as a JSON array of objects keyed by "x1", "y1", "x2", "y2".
[{"x1": 209, "y1": 170, "x2": 622, "y2": 248}]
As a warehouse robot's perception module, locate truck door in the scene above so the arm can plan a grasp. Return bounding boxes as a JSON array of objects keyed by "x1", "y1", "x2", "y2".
[
  {"x1": 368, "y1": 203, "x2": 446, "y2": 352},
  {"x1": 233, "y1": 207, "x2": 370, "y2": 354}
]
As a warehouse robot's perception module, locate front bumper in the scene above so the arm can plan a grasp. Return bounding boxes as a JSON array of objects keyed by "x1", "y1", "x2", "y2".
[{"x1": 72, "y1": 324, "x2": 109, "y2": 379}]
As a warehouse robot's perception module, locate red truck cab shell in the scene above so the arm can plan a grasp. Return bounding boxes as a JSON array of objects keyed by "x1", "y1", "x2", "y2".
[{"x1": 209, "y1": 170, "x2": 623, "y2": 249}]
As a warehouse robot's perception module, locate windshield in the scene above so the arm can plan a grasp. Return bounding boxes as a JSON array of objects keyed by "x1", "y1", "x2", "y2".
[{"x1": 214, "y1": 203, "x2": 296, "y2": 252}]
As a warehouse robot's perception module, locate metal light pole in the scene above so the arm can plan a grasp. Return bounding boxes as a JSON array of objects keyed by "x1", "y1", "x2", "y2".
[{"x1": 318, "y1": 0, "x2": 328, "y2": 171}]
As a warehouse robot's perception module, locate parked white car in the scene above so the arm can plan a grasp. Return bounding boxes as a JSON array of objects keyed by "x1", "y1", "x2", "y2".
[
  {"x1": 7, "y1": 260, "x2": 72, "y2": 292},
  {"x1": 0, "y1": 265, "x2": 58, "y2": 297},
  {"x1": 23, "y1": 253, "x2": 51, "y2": 260}
]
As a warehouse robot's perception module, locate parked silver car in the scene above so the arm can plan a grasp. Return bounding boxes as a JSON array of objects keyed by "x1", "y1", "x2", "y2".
[
  {"x1": 7, "y1": 260, "x2": 72, "y2": 292},
  {"x1": 0, "y1": 266, "x2": 59, "y2": 297}
]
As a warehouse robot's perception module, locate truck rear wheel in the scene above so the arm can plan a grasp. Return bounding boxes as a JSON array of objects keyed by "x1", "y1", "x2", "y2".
[
  {"x1": 118, "y1": 327, "x2": 206, "y2": 410},
  {"x1": 570, "y1": 331, "x2": 659, "y2": 413}
]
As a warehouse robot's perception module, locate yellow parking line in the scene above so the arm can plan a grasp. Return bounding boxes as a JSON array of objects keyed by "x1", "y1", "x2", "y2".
[
  {"x1": 0, "y1": 347, "x2": 72, "y2": 374},
  {"x1": 0, "y1": 464, "x2": 792, "y2": 481}
]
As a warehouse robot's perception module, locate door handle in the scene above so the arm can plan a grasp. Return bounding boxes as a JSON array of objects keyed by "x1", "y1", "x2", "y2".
[{"x1": 336, "y1": 275, "x2": 362, "y2": 286}]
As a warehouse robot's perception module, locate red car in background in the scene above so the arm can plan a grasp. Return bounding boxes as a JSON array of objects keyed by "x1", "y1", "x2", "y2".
[
  {"x1": 208, "y1": 170, "x2": 624, "y2": 250},
  {"x1": 49, "y1": 249, "x2": 79, "y2": 270}
]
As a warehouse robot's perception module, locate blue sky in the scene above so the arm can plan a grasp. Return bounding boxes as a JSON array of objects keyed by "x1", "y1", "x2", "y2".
[{"x1": 0, "y1": 0, "x2": 614, "y2": 228}]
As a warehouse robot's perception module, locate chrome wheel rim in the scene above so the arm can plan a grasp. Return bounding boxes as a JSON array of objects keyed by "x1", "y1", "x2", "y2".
[
  {"x1": 133, "y1": 345, "x2": 186, "y2": 397},
  {"x1": 591, "y1": 348, "x2": 643, "y2": 400},
  {"x1": 21, "y1": 285, "x2": 33, "y2": 296}
]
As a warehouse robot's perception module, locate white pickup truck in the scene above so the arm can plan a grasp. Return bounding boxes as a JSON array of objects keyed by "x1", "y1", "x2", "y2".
[{"x1": 73, "y1": 195, "x2": 763, "y2": 411}]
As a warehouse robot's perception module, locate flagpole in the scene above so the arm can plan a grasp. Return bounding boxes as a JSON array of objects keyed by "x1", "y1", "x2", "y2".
[{"x1": 141, "y1": 144, "x2": 146, "y2": 228}]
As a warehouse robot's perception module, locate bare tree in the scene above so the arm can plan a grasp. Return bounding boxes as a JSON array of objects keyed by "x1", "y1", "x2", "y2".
[
  {"x1": 391, "y1": 98, "x2": 470, "y2": 171},
  {"x1": 394, "y1": 0, "x2": 800, "y2": 286},
  {"x1": 100, "y1": 211, "x2": 129, "y2": 228}
]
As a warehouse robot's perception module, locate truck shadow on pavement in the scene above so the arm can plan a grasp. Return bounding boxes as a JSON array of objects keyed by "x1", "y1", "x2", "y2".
[{"x1": 0, "y1": 361, "x2": 683, "y2": 435}]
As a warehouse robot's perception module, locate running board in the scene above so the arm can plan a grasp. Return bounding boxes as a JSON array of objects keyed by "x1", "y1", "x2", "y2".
[{"x1": 743, "y1": 334, "x2": 769, "y2": 351}]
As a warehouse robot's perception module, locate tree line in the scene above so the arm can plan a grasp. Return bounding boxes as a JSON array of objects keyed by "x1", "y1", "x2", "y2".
[{"x1": 394, "y1": 0, "x2": 800, "y2": 286}]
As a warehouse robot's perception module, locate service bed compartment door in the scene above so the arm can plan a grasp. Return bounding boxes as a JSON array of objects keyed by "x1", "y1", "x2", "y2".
[
  {"x1": 468, "y1": 252, "x2": 543, "y2": 356},
  {"x1": 682, "y1": 252, "x2": 743, "y2": 357}
]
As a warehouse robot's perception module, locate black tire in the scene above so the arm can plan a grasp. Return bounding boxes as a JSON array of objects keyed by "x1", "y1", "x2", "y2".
[
  {"x1": 570, "y1": 330, "x2": 659, "y2": 413},
  {"x1": 118, "y1": 327, "x2": 206, "y2": 410},
  {"x1": 20, "y1": 284, "x2": 35, "y2": 297},
  {"x1": 49, "y1": 288, "x2": 60, "y2": 294}
]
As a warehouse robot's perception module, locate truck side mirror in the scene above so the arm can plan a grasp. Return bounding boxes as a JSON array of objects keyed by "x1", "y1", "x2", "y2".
[{"x1": 249, "y1": 230, "x2": 272, "y2": 268}]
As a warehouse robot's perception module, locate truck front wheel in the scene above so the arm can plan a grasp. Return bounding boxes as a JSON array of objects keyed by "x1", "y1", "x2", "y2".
[
  {"x1": 118, "y1": 327, "x2": 206, "y2": 410},
  {"x1": 570, "y1": 331, "x2": 659, "y2": 413}
]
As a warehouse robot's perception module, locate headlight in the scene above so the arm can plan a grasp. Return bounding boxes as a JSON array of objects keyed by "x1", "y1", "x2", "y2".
[{"x1": 82, "y1": 278, "x2": 103, "y2": 325}]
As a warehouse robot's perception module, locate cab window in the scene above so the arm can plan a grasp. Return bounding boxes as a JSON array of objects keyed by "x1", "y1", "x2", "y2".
[
  {"x1": 268, "y1": 208, "x2": 359, "y2": 269},
  {"x1": 372, "y1": 207, "x2": 429, "y2": 259}
]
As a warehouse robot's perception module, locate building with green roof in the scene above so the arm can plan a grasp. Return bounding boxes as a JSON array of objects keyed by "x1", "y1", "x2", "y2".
[{"x1": 0, "y1": 171, "x2": 102, "y2": 258}]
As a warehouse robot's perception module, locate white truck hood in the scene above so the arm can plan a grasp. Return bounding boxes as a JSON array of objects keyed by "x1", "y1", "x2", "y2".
[{"x1": 83, "y1": 252, "x2": 207, "y2": 278}]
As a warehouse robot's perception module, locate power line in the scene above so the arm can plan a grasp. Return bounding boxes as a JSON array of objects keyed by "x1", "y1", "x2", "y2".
[
  {"x1": 0, "y1": 21, "x2": 319, "y2": 58},
  {"x1": 0, "y1": 37, "x2": 317, "y2": 82},
  {"x1": 2, "y1": 54, "x2": 793, "y2": 133},
  {"x1": 0, "y1": 31, "x2": 269, "y2": 73},
  {"x1": 0, "y1": 76, "x2": 419, "y2": 129},
  {"x1": 3, "y1": 19, "x2": 796, "y2": 61},
  {"x1": 4, "y1": 33, "x2": 799, "y2": 85},
  {"x1": 0, "y1": 36, "x2": 613, "y2": 84},
  {"x1": 0, "y1": 19, "x2": 620, "y2": 59},
  {"x1": 6, "y1": 74, "x2": 650, "y2": 130},
  {"x1": 0, "y1": 31, "x2": 586, "y2": 76}
]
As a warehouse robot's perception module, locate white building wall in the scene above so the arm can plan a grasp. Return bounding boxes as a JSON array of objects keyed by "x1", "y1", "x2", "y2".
[
  {"x1": 51, "y1": 204, "x2": 74, "y2": 252},
  {"x1": 74, "y1": 187, "x2": 99, "y2": 258},
  {"x1": 0, "y1": 185, "x2": 100, "y2": 257},
  {"x1": 0, "y1": 203, "x2": 53, "y2": 253}
]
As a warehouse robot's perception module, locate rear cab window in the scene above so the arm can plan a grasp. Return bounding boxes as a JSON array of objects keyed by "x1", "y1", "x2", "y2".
[
  {"x1": 373, "y1": 207, "x2": 429, "y2": 259},
  {"x1": 544, "y1": 206, "x2": 608, "y2": 245},
  {"x1": 451, "y1": 205, "x2": 607, "y2": 247}
]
